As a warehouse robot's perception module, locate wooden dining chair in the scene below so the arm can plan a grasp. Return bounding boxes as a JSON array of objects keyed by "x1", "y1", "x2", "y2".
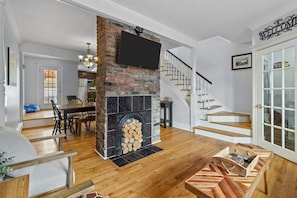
[
  {"x1": 66, "y1": 96, "x2": 85, "y2": 134},
  {"x1": 50, "y1": 99, "x2": 64, "y2": 136},
  {"x1": 66, "y1": 95, "x2": 83, "y2": 105},
  {"x1": 84, "y1": 98, "x2": 96, "y2": 129}
]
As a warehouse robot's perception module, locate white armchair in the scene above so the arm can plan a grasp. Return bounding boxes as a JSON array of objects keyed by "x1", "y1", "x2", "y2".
[{"x1": 0, "y1": 127, "x2": 79, "y2": 197}]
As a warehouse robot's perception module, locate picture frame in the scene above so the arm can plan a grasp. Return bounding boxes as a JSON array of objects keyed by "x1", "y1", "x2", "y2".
[
  {"x1": 231, "y1": 53, "x2": 252, "y2": 70},
  {"x1": 7, "y1": 47, "x2": 17, "y2": 86}
]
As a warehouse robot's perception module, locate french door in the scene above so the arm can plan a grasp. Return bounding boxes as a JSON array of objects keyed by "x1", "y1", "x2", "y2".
[
  {"x1": 38, "y1": 66, "x2": 62, "y2": 109},
  {"x1": 256, "y1": 38, "x2": 297, "y2": 163}
]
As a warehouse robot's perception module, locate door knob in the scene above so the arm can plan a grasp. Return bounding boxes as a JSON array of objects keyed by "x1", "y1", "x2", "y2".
[{"x1": 256, "y1": 104, "x2": 263, "y2": 109}]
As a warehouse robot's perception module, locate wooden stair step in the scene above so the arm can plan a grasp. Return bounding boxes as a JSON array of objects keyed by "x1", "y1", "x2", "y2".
[
  {"x1": 207, "y1": 111, "x2": 250, "y2": 117},
  {"x1": 210, "y1": 122, "x2": 251, "y2": 129},
  {"x1": 200, "y1": 105, "x2": 221, "y2": 110},
  {"x1": 194, "y1": 126, "x2": 251, "y2": 137}
]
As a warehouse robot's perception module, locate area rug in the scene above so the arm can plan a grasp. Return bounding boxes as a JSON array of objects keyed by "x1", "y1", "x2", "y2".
[{"x1": 110, "y1": 145, "x2": 163, "y2": 167}]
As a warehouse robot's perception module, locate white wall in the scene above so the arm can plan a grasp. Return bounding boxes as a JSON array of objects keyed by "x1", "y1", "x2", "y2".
[
  {"x1": 0, "y1": 2, "x2": 80, "y2": 127},
  {"x1": 195, "y1": 37, "x2": 234, "y2": 110},
  {"x1": 231, "y1": 42, "x2": 253, "y2": 113},
  {"x1": 160, "y1": 76, "x2": 190, "y2": 130},
  {"x1": 168, "y1": 37, "x2": 253, "y2": 115},
  {"x1": 0, "y1": 2, "x2": 5, "y2": 127},
  {"x1": 4, "y1": 9, "x2": 21, "y2": 126},
  {"x1": 24, "y1": 56, "x2": 79, "y2": 107}
]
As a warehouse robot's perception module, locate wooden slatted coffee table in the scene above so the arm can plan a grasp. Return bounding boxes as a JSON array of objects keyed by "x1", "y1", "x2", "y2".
[{"x1": 185, "y1": 144, "x2": 273, "y2": 198}]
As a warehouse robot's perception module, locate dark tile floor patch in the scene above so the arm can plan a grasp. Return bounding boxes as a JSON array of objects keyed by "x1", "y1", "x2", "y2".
[{"x1": 110, "y1": 145, "x2": 163, "y2": 167}]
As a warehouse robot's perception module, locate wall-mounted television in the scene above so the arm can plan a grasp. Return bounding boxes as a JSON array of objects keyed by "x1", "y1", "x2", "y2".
[{"x1": 117, "y1": 31, "x2": 161, "y2": 70}]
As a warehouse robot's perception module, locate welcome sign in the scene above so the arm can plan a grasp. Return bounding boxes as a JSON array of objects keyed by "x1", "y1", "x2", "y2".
[
  {"x1": 252, "y1": 9, "x2": 297, "y2": 46},
  {"x1": 259, "y1": 14, "x2": 297, "y2": 41}
]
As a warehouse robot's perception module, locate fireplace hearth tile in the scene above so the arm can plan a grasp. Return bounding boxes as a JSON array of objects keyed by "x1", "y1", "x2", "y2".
[
  {"x1": 112, "y1": 157, "x2": 129, "y2": 167},
  {"x1": 110, "y1": 145, "x2": 163, "y2": 167},
  {"x1": 150, "y1": 146, "x2": 163, "y2": 152},
  {"x1": 124, "y1": 153, "x2": 143, "y2": 163}
]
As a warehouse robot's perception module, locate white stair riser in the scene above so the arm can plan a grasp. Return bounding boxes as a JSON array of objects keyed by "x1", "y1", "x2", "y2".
[
  {"x1": 195, "y1": 129, "x2": 252, "y2": 144},
  {"x1": 204, "y1": 122, "x2": 251, "y2": 136},
  {"x1": 207, "y1": 116, "x2": 250, "y2": 122}
]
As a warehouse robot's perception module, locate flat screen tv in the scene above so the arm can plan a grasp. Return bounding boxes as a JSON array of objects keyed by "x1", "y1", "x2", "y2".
[{"x1": 118, "y1": 31, "x2": 161, "y2": 70}]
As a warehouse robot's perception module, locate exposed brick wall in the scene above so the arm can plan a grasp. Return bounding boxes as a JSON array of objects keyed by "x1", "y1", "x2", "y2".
[{"x1": 95, "y1": 16, "x2": 161, "y2": 158}]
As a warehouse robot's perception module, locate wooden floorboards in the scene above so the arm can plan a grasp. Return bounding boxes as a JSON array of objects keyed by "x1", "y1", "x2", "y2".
[{"x1": 22, "y1": 126, "x2": 297, "y2": 198}]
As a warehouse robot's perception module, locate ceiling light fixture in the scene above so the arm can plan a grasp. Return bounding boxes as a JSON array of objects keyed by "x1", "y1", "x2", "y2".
[{"x1": 78, "y1": 43, "x2": 98, "y2": 68}]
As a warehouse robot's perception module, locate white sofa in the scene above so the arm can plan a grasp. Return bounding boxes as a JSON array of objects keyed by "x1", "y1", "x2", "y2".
[{"x1": 0, "y1": 126, "x2": 76, "y2": 197}]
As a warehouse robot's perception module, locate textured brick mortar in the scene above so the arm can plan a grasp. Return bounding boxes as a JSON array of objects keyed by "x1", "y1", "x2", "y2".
[{"x1": 96, "y1": 16, "x2": 161, "y2": 158}]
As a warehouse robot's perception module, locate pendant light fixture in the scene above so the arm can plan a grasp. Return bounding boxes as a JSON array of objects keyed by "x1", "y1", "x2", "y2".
[{"x1": 78, "y1": 43, "x2": 98, "y2": 68}]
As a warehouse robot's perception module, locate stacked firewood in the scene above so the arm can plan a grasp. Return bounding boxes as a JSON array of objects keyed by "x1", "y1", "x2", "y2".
[{"x1": 121, "y1": 118, "x2": 143, "y2": 154}]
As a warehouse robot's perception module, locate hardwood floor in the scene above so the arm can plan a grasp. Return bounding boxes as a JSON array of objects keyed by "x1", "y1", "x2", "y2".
[{"x1": 22, "y1": 126, "x2": 297, "y2": 198}]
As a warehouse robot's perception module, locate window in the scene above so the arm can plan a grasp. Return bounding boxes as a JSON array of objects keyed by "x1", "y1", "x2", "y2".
[{"x1": 43, "y1": 69, "x2": 57, "y2": 104}]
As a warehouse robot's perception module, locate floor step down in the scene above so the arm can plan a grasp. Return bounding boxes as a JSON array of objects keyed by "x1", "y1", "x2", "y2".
[
  {"x1": 207, "y1": 111, "x2": 250, "y2": 122},
  {"x1": 210, "y1": 122, "x2": 251, "y2": 130},
  {"x1": 202, "y1": 121, "x2": 252, "y2": 136},
  {"x1": 194, "y1": 126, "x2": 252, "y2": 143}
]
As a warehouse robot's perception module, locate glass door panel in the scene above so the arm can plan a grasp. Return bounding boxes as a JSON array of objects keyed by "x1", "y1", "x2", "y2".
[
  {"x1": 256, "y1": 38, "x2": 297, "y2": 163},
  {"x1": 38, "y1": 66, "x2": 62, "y2": 109}
]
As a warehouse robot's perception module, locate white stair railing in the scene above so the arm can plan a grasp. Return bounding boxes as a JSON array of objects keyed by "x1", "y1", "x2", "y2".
[{"x1": 163, "y1": 50, "x2": 213, "y2": 109}]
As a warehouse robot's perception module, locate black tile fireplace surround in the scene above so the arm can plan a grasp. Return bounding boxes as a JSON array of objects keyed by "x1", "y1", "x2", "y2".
[{"x1": 106, "y1": 95, "x2": 152, "y2": 158}]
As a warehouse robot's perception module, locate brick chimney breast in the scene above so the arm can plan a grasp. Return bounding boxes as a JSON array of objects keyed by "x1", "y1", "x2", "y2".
[{"x1": 95, "y1": 16, "x2": 161, "y2": 159}]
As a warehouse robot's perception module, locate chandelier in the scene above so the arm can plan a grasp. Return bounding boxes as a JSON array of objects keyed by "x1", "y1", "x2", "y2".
[{"x1": 78, "y1": 43, "x2": 98, "y2": 68}]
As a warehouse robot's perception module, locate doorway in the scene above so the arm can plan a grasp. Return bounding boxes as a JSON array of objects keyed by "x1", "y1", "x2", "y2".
[
  {"x1": 38, "y1": 66, "x2": 62, "y2": 109},
  {"x1": 255, "y1": 38, "x2": 297, "y2": 163}
]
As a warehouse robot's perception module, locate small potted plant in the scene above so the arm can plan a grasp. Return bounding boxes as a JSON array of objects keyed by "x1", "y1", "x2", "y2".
[{"x1": 0, "y1": 151, "x2": 14, "y2": 181}]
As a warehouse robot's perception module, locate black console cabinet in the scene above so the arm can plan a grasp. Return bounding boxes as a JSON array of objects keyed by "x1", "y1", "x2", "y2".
[{"x1": 160, "y1": 101, "x2": 173, "y2": 128}]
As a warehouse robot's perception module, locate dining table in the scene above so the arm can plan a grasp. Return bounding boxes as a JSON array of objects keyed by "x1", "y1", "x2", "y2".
[{"x1": 57, "y1": 103, "x2": 96, "y2": 134}]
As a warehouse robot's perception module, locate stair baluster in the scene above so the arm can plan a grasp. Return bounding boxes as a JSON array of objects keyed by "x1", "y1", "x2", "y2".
[{"x1": 163, "y1": 51, "x2": 212, "y2": 109}]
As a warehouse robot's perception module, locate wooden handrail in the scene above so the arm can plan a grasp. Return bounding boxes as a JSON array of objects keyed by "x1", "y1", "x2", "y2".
[{"x1": 166, "y1": 50, "x2": 213, "y2": 85}]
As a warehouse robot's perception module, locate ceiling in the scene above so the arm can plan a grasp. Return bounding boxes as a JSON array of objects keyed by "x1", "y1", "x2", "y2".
[
  {"x1": 7, "y1": 0, "x2": 297, "y2": 56},
  {"x1": 7, "y1": 0, "x2": 97, "y2": 54}
]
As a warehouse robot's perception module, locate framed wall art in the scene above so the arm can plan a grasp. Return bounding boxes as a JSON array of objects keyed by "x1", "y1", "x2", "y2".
[
  {"x1": 7, "y1": 47, "x2": 17, "y2": 86},
  {"x1": 231, "y1": 53, "x2": 252, "y2": 70}
]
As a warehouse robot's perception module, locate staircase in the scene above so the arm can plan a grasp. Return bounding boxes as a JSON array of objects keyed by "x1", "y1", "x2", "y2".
[
  {"x1": 162, "y1": 50, "x2": 252, "y2": 143},
  {"x1": 194, "y1": 112, "x2": 252, "y2": 143}
]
